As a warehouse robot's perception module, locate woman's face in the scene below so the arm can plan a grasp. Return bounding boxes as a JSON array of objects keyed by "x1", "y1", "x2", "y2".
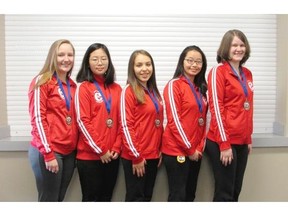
[
  {"x1": 183, "y1": 50, "x2": 203, "y2": 81},
  {"x1": 57, "y1": 43, "x2": 74, "y2": 75},
  {"x1": 133, "y1": 53, "x2": 153, "y2": 87},
  {"x1": 89, "y1": 48, "x2": 109, "y2": 76},
  {"x1": 229, "y1": 36, "x2": 246, "y2": 63}
]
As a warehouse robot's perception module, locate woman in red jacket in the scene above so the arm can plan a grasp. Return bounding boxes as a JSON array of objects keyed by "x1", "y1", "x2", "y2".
[
  {"x1": 120, "y1": 50, "x2": 164, "y2": 201},
  {"x1": 162, "y1": 45, "x2": 208, "y2": 201},
  {"x1": 75, "y1": 43, "x2": 122, "y2": 201},
  {"x1": 205, "y1": 29, "x2": 254, "y2": 201},
  {"x1": 28, "y1": 39, "x2": 78, "y2": 201}
]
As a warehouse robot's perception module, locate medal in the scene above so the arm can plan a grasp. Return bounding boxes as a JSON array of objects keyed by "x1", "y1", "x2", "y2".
[
  {"x1": 198, "y1": 117, "x2": 204, "y2": 126},
  {"x1": 93, "y1": 80, "x2": 113, "y2": 128},
  {"x1": 244, "y1": 101, "x2": 250, "y2": 110},
  {"x1": 54, "y1": 72, "x2": 72, "y2": 126},
  {"x1": 66, "y1": 116, "x2": 72, "y2": 125},
  {"x1": 184, "y1": 76, "x2": 205, "y2": 125},
  {"x1": 155, "y1": 119, "x2": 161, "y2": 127},
  {"x1": 228, "y1": 63, "x2": 251, "y2": 112},
  {"x1": 177, "y1": 156, "x2": 185, "y2": 163},
  {"x1": 106, "y1": 118, "x2": 113, "y2": 128}
]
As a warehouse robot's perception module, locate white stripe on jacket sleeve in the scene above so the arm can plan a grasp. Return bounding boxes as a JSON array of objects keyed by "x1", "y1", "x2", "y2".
[
  {"x1": 211, "y1": 65, "x2": 227, "y2": 141},
  {"x1": 168, "y1": 79, "x2": 191, "y2": 148},
  {"x1": 120, "y1": 85, "x2": 140, "y2": 158},
  {"x1": 75, "y1": 83, "x2": 102, "y2": 154},
  {"x1": 34, "y1": 75, "x2": 51, "y2": 153}
]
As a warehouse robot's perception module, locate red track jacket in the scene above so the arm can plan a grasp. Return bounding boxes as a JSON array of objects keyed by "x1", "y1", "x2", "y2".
[
  {"x1": 207, "y1": 62, "x2": 254, "y2": 151},
  {"x1": 75, "y1": 75, "x2": 122, "y2": 160},
  {"x1": 120, "y1": 84, "x2": 164, "y2": 164},
  {"x1": 161, "y1": 76, "x2": 208, "y2": 156},
  {"x1": 28, "y1": 75, "x2": 78, "y2": 162}
]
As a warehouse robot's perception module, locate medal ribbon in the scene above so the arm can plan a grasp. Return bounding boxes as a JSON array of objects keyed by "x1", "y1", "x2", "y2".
[
  {"x1": 145, "y1": 87, "x2": 160, "y2": 114},
  {"x1": 184, "y1": 76, "x2": 203, "y2": 113},
  {"x1": 54, "y1": 72, "x2": 71, "y2": 111},
  {"x1": 228, "y1": 63, "x2": 248, "y2": 97},
  {"x1": 93, "y1": 80, "x2": 112, "y2": 114}
]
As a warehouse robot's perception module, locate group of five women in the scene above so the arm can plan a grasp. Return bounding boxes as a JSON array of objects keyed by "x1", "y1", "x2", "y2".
[{"x1": 28, "y1": 29, "x2": 254, "y2": 202}]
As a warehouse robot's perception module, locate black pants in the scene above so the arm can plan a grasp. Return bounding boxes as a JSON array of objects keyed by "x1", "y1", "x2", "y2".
[
  {"x1": 28, "y1": 145, "x2": 76, "y2": 202},
  {"x1": 121, "y1": 158, "x2": 159, "y2": 201},
  {"x1": 76, "y1": 158, "x2": 119, "y2": 201},
  {"x1": 162, "y1": 154, "x2": 201, "y2": 201},
  {"x1": 205, "y1": 139, "x2": 249, "y2": 201}
]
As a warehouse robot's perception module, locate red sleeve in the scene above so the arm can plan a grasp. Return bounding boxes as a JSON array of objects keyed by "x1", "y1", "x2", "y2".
[
  {"x1": 196, "y1": 133, "x2": 206, "y2": 153},
  {"x1": 111, "y1": 86, "x2": 123, "y2": 154},
  {"x1": 28, "y1": 77, "x2": 55, "y2": 162},
  {"x1": 75, "y1": 82, "x2": 108, "y2": 156},
  {"x1": 120, "y1": 85, "x2": 144, "y2": 164},
  {"x1": 207, "y1": 66, "x2": 231, "y2": 151},
  {"x1": 163, "y1": 80, "x2": 196, "y2": 155}
]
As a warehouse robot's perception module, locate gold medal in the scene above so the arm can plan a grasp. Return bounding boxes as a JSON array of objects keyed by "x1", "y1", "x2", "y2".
[
  {"x1": 177, "y1": 156, "x2": 185, "y2": 163},
  {"x1": 106, "y1": 118, "x2": 113, "y2": 128},
  {"x1": 155, "y1": 119, "x2": 161, "y2": 127},
  {"x1": 244, "y1": 101, "x2": 250, "y2": 110},
  {"x1": 198, "y1": 117, "x2": 204, "y2": 126},
  {"x1": 66, "y1": 116, "x2": 72, "y2": 125}
]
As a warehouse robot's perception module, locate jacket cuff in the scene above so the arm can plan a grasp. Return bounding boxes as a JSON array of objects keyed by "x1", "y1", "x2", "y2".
[
  {"x1": 99, "y1": 147, "x2": 109, "y2": 156},
  {"x1": 43, "y1": 151, "x2": 56, "y2": 162},
  {"x1": 219, "y1": 141, "x2": 231, "y2": 151},
  {"x1": 186, "y1": 145, "x2": 196, "y2": 156},
  {"x1": 132, "y1": 156, "x2": 144, "y2": 165}
]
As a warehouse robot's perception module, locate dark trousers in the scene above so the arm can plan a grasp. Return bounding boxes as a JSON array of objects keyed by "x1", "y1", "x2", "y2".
[
  {"x1": 162, "y1": 154, "x2": 201, "y2": 202},
  {"x1": 205, "y1": 139, "x2": 249, "y2": 201},
  {"x1": 76, "y1": 158, "x2": 119, "y2": 201},
  {"x1": 121, "y1": 158, "x2": 159, "y2": 202},
  {"x1": 28, "y1": 145, "x2": 76, "y2": 202}
]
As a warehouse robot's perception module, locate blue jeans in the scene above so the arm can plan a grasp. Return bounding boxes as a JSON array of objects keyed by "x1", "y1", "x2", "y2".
[{"x1": 28, "y1": 145, "x2": 76, "y2": 201}]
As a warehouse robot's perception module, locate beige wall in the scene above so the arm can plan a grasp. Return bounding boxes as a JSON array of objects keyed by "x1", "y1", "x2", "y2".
[
  {"x1": 276, "y1": 15, "x2": 288, "y2": 135},
  {"x1": 1, "y1": 148, "x2": 288, "y2": 201},
  {"x1": 0, "y1": 15, "x2": 288, "y2": 202}
]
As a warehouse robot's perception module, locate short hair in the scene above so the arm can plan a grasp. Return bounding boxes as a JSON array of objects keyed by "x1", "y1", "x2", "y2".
[{"x1": 217, "y1": 29, "x2": 251, "y2": 65}]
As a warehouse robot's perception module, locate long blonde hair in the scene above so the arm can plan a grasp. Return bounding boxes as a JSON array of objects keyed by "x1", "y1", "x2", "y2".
[{"x1": 34, "y1": 39, "x2": 75, "y2": 88}]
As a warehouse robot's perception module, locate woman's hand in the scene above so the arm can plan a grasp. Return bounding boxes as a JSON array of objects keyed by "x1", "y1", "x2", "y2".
[
  {"x1": 133, "y1": 159, "x2": 146, "y2": 177},
  {"x1": 220, "y1": 148, "x2": 233, "y2": 166},
  {"x1": 45, "y1": 159, "x2": 59, "y2": 174}
]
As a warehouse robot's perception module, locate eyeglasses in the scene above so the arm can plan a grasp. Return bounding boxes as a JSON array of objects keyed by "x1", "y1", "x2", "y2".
[
  {"x1": 185, "y1": 59, "x2": 203, "y2": 65},
  {"x1": 90, "y1": 58, "x2": 108, "y2": 64}
]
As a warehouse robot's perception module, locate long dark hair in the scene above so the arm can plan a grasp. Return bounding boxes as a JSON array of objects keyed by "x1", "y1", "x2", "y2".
[
  {"x1": 173, "y1": 45, "x2": 207, "y2": 98},
  {"x1": 76, "y1": 43, "x2": 115, "y2": 85}
]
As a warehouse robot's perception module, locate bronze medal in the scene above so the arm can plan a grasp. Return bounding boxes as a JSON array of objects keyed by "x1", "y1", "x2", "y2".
[
  {"x1": 198, "y1": 117, "x2": 204, "y2": 126},
  {"x1": 155, "y1": 119, "x2": 161, "y2": 127},
  {"x1": 106, "y1": 118, "x2": 113, "y2": 128},
  {"x1": 244, "y1": 101, "x2": 250, "y2": 110},
  {"x1": 66, "y1": 116, "x2": 72, "y2": 125}
]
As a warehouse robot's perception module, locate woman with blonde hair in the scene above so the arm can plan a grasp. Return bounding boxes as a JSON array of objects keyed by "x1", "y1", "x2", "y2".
[{"x1": 28, "y1": 39, "x2": 78, "y2": 201}]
